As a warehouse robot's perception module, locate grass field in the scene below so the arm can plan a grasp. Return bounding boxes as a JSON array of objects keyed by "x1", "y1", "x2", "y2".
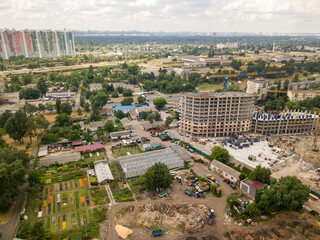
[{"x1": 112, "y1": 144, "x2": 142, "y2": 158}]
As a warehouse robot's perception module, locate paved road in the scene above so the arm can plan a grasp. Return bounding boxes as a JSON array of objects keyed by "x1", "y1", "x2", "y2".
[{"x1": 0, "y1": 183, "x2": 28, "y2": 240}]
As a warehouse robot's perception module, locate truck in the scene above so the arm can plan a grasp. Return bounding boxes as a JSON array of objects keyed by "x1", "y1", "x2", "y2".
[
  {"x1": 206, "y1": 174, "x2": 215, "y2": 182},
  {"x1": 184, "y1": 188, "x2": 193, "y2": 196},
  {"x1": 207, "y1": 209, "x2": 215, "y2": 225},
  {"x1": 158, "y1": 190, "x2": 167, "y2": 198},
  {"x1": 152, "y1": 229, "x2": 163, "y2": 237}
]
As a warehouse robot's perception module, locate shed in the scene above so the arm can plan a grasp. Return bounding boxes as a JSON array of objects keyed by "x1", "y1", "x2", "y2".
[
  {"x1": 240, "y1": 178, "x2": 265, "y2": 197},
  {"x1": 74, "y1": 144, "x2": 105, "y2": 153},
  {"x1": 72, "y1": 141, "x2": 82, "y2": 147},
  {"x1": 38, "y1": 145, "x2": 48, "y2": 157},
  {"x1": 94, "y1": 160, "x2": 114, "y2": 184}
]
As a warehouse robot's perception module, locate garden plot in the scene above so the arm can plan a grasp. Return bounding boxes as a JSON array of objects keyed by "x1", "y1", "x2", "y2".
[
  {"x1": 109, "y1": 162, "x2": 134, "y2": 202},
  {"x1": 112, "y1": 144, "x2": 142, "y2": 158},
  {"x1": 81, "y1": 151, "x2": 108, "y2": 162},
  {"x1": 25, "y1": 162, "x2": 108, "y2": 235}
]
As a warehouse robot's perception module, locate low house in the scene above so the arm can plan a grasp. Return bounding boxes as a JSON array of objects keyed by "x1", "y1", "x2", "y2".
[
  {"x1": 89, "y1": 83, "x2": 102, "y2": 91},
  {"x1": 45, "y1": 91, "x2": 74, "y2": 99},
  {"x1": 0, "y1": 91, "x2": 20, "y2": 102},
  {"x1": 240, "y1": 178, "x2": 265, "y2": 197},
  {"x1": 89, "y1": 121, "x2": 105, "y2": 132},
  {"x1": 94, "y1": 160, "x2": 114, "y2": 184},
  {"x1": 120, "y1": 117, "x2": 132, "y2": 130},
  {"x1": 210, "y1": 160, "x2": 240, "y2": 183},
  {"x1": 110, "y1": 130, "x2": 131, "y2": 140},
  {"x1": 111, "y1": 68, "x2": 128, "y2": 74},
  {"x1": 141, "y1": 121, "x2": 165, "y2": 131}
]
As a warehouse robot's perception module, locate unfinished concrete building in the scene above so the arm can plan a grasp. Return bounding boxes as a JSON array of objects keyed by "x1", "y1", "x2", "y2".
[
  {"x1": 246, "y1": 78, "x2": 269, "y2": 100},
  {"x1": 251, "y1": 110, "x2": 318, "y2": 135},
  {"x1": 180, "y1": 92, "x2": 254, "y2": 137}
]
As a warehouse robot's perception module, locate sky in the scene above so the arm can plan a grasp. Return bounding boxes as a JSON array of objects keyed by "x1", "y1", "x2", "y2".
[{"x1": 0, "y1": 0, "x2": 319, "y2": 33}]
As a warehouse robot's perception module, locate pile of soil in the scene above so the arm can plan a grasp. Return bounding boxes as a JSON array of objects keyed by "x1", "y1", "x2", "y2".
[{"x1": 117, "y1": 203, "x2": 210, "y2": 233}]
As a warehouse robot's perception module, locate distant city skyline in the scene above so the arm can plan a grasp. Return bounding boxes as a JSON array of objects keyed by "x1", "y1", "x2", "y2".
[{"x1": 1, "y1": 0, "x2": 319, "y2": 33}]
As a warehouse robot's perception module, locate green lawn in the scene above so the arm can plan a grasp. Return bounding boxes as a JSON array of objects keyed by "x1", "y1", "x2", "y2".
[
  {"x1": 113, "y1": 144, "x2": 142, "y2": 158},
  {"x1": 75, "y1": 192, "x2": 80, "y2": 209},
  {"x1": 77, "y1": 212, "x2": 81, "y2": 226}
]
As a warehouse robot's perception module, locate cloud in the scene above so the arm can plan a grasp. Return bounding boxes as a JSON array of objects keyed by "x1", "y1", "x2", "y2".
[{"x1": 0, "y1": 0, "x2": 319, "y2": 33}]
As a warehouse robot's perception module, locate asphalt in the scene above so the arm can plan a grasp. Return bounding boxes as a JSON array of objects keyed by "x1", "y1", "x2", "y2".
[{"x1": 0, "y1": 183, "x2": 28, "y2": 240}]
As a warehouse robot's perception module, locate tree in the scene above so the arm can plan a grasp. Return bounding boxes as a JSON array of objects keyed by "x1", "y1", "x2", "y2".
[
  {"x1": 66, "y1": 129, "x2": 81, "y2": 141},
  {"x1": 226, "y1": 195, "x2": 241, "y2": 209},
  {"x1": 36, "y1": 77, "x2": 48, "y2": 95},
  {"x1": 121, "y1": 97, "x2": 133, "y2": 106},
  {"x1": 116, "y1": 86, "x2": 124, "y2": 94},
  {"x1": 30, "y1": 221, "x2": 45, "y2": 240},
  {"x1": 28, "y1": 170, "x2": 44, "y2": 194},
  {"x1": 255, "y1": 176, "x2": 309, "y2": 212},
  {"x1": 122, "y1": 89, "x2": 133, "y2": 97},
  {"x1": 22, "y1": 88, "x2": 40, "y2": 99},
  {"x1": 104, "y1": 120, "x2": 115, "y2": 132},
  {"x1": 45, "y1": 102, "x2": 55, "y2": 112},
  {"x1": 153, "y1": 112, "x2": 161, "y2": 121},
  {"x1": 145, "y1": 162, "x2": 172, "y2": 190},
  {"x1": 153, "y1": 97, "x2": 167, "y2": 110},
  {"x1": 84, "y1": 102, "x2": 90, "y2": 112},
  {"x1": 115, "y1": 110, "x2": 126, "y2": 119},
  {"x1": 38, "y1": 103, "x2": 45, "y2": 112},
  {"x1": 77, "y1": 107, "x2": 82, "y2": 116},
  {"x1": 90, "y1": 91, "x2": 109, "y2": 110},
  {"x1": 80, "y1": 97, "x2": 85, "y2": 108},
  {"x1": 147, "y1": 114, "x2": 154, "y2": 124},
  {"x1": 0, "y1": 147, "x2": 30, "y2": 211},
  {"x1": 246, "y1": 203, "x2": 260, "y2": 218},
  {"x1": 60, "y1": 102, "x2": 72, "y2": 115},
  {"x1": 55, "y1": 113, "x2": 72, "y2": 127},
  {"x1": 23, "y1": 103, "x2": 38, "y2": 117},
  {"x1": 55, "y1": 99, "x2": 61, "y2": 113},
  {"x1": 137, "y1": 95, "x2": 146, "y2": 104},
  {"x1": 209, "y1": 146, "x2": 230, "y2": 163},
  {"x1": 165, "y1": 116, "x2": 174, "y2": 127},
  {"x1": 4, "y1": 110, "x2": 28, "y2": 143},
  {"x1": 21, "y1": 73, "x2": 33, "y2": 85},
  {"x1": 249, "y1": 164, "x2": 271, "y2": 184},
  {"x1": 111, "y1": 91, "x2": 119, "y2": 98},
  {"x1": 26, "y1": 114, "x2": 49, "y2": 144},
  {"x1": 0, "y1": 110, "x2": 13, "y2": 128}
]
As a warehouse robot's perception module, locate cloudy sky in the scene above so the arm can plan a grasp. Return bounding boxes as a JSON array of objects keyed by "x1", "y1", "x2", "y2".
[{"x1": 0, "y1": 0, "x2": 319, "y2": 33}]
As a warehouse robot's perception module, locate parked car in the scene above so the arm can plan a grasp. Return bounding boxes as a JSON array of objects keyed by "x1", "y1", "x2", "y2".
[
  {"x1": 223, "y1": 178, "x2": 230, "y2": 184},
  {"x1": 229, "y1": 183, "x2": 236, "y2": 189}
]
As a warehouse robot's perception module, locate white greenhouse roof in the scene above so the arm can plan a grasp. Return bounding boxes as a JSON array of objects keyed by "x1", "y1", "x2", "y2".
[{"x1": 118, "y1": 146, "x2": 191, "y2": 178}]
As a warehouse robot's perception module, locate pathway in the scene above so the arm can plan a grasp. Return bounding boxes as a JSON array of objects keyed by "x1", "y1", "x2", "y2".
[
  {"x1": 0, "y1": 183, "x2": 28, "y2": 240},
  {"x1": 105, "y1": 184, "x2": 116, "y2": 205}
]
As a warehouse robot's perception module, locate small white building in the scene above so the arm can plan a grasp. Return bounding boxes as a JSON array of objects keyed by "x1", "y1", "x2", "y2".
[
  {"x1": 45, "y1": 91, "x2": 74, "y2": 99},
  {"x1": 94, "y1": 160, "x2": 114, "y2": 184},
  {"x1": 210, "y1": 160, "x2": 240, "y2": 184}
]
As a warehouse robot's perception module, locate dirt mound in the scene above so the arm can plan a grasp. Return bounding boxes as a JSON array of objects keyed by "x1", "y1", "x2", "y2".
[{"x1": 117, "y1": 203, "x2": 210, "y2": 233}]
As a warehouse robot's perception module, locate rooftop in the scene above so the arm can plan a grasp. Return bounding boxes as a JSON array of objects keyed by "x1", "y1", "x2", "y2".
[
  {"x1": 94, "y1": 160, "x2": 114, "y2": 183},
  {"x1": 182, "y1": 91, "x2": 253, "y2": 98},
  {"x1": 210, "y1": 160, "x2": 241, "y2": 178},
  {"x1": 74, "y1": 143, "x2": 105, "y2": 152},
  {"x1": 118, "y1": 146, "x2": 190, "y2": 178}
]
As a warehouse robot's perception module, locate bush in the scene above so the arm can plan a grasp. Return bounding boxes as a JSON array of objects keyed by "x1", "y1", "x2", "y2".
[{"x1": 93, "y1": 207, "x2": 106, "y2": 222}]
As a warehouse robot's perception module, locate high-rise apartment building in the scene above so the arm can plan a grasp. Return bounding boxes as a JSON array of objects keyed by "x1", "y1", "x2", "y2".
[
  {"x1": 180, "y1": 92, "x2": 254, "y2": 137},
  {"x1": 0, "y1": 29, "x2": 75, "y2": 59}
]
